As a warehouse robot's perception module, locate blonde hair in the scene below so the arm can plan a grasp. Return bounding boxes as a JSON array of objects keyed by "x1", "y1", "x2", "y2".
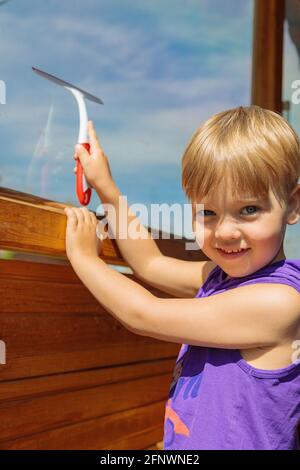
[{"x1": 182, "y1": 105, "x2": 300, "y2": 207}]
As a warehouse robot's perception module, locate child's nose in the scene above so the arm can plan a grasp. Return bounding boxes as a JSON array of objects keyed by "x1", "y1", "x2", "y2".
[{"x1": 215, "y1": 218, "x2": 241, "y2": 238}]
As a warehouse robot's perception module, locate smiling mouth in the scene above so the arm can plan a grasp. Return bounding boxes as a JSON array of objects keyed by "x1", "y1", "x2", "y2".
[
  {"x1": 217, "y1": 248, "x2": 248, "y2": 254},
  {"x1": 217, "y1": 248, "x2": 250, "y2": 256}
]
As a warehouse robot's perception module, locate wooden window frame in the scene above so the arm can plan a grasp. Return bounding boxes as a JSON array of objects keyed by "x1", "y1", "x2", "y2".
[{"x1": 251, "y1": 0, "x2": 286, "y2": 112}]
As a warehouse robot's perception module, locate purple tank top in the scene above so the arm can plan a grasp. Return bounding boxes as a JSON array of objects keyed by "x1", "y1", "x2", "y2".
[{"x1": 163, "y1": 259, "x2": 300, "y2": 450}]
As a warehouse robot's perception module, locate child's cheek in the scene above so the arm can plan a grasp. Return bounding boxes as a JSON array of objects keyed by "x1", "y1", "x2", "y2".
[{"x1": 193, "y1": 219, "x2": 205, "y2": 250}]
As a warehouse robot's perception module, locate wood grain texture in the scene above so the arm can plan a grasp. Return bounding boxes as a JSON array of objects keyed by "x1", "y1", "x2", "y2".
[
  {"x1": 0, "y1": 258, "x2": 179, "y2": 382},
  {"x1": 0, "y1": 401, "x2": 166, "y2": 450},
  {"x1": 0, "y1": 257, "x2": 176, "y2": 448},
  {"x1": 0, "y1": 373, "x2": 170, "y2": 443}
]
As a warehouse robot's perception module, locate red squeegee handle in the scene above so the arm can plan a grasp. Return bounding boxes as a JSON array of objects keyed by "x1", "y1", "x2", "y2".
[{"x1": 76, "y1": 142, "x2": 92, "y2": 206}]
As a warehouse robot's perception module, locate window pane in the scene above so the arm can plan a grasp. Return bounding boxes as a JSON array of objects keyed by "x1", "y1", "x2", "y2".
[
  {"x1": 0, "y1": 0, "x2": 253, "y2": 240},
  {"x1": 283, "y1": 0, "x2": 300, "y2": 258}
]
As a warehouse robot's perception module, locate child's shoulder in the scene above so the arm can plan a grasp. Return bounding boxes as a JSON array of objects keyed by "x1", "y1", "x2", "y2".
[{"x1": 220, "y1": 258, "x2": 300, "y2": 287}]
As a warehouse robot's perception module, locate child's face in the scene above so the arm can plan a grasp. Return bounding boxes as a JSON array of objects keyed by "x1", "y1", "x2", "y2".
[{"x1": 192, "y1": 183, "x2": 300, "y2": 278}]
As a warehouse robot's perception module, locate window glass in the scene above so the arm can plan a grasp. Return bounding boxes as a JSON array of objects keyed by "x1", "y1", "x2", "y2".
[{"x1": 0, "y1": 0, "x2": 253, "y2": 241}]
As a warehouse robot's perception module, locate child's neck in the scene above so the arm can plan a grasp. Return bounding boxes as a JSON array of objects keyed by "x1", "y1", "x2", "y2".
[{"x1": 223, "y1": 256, "x2": 287, "y2": 281}]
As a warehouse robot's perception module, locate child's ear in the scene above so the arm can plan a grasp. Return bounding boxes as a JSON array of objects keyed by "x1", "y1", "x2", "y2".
[{"x1": 286, "y1": 184, "x2": 300, "y2": 225}]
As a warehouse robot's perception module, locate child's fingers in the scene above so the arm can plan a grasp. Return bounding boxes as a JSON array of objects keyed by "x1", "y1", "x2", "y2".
[
  {"x1": 88, "y1": 121, "x2": 101, "y2": 152},
  {"x1": 74, "y1": 144, "x2": 89, "y2": 165},
  {"x1": 89, "y1": 210, "x2": 97, "y2": 225},
  {"x1": 64, "y1": 207, "x2": 77, "y2": 229}
]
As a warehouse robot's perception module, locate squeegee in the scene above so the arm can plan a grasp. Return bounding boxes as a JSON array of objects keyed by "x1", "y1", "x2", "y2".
[{"x1": 32, "y1": 66, "x2": 104, "y2": 206}]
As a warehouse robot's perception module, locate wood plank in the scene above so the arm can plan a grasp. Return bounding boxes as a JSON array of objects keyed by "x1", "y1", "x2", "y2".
[
  {"x1": 0, "y1": 312, "x2": 155, "y2": 357},
  {"x1": 0, "y1": 260, "x2": 172, "y2": 315},
  {"x1": 0, "y1": 401, "x2": 165, "y2": 450},
  {"x1": 105, "y1": 427, "x2": 164, "y2": 451},
  {"x1": 0, "y1": 259, "x2": 180, "y2": 380},
  {"x1": 0, "y1": 359, "x2": 175, "y2": 402},
  {"x1": 0, "y1": 187, "x2": 207, "y2": 262},
  {"x1": 0, "y1": 342, "x2": 179, "y2": 382},
  {"x1": 0, "y1": 375, "x2": 170, "y2": 442},
  {"x1": 251, "y1": 0, "x2": 285, "y2": 111},
  {"x1": 0, "y1": 189, "x2": 122, "y2": 262}
]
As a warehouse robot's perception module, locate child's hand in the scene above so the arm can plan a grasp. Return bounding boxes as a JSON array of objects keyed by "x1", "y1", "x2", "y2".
[
  {"x1": 73, "y1": 121, "x2": 114, "y2": 194},
  {"x1": 64, "y1": 207, "x2": 102, "y2": 261}
]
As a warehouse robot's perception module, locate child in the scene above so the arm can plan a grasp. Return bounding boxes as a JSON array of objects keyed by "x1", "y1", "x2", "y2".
[{"x1": 65, "y1": 105, "x2": 300, "y2": 450}]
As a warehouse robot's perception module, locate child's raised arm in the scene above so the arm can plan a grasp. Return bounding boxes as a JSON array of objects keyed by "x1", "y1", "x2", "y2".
[{"x1": 74, "y1": 122, "x2": 216, "y2": 298}]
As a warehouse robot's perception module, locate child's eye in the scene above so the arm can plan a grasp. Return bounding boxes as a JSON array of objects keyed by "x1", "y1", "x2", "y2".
[
  {"x1": 241, "y1": 205, "x2": 260, "y2": 215},
  {"x1": 196, "y1": 210, "x2": 214, "y2": 217},
  {"x1": 197, "y1": 206, "x2": 261, "y2": 217}
]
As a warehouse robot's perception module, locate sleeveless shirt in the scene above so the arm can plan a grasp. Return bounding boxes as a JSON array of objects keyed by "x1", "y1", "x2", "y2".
[{"x1": 163, "y1": 259, "x2": 300, "y2": 450}]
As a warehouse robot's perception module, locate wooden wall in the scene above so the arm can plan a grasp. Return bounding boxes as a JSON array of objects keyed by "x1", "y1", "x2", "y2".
[
  {"x1": 0, "y1": 259, "x2": 176, "y2": 450},
  {"x1": 0, "y1": 188, "x2": 206, "y2": 450}
]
